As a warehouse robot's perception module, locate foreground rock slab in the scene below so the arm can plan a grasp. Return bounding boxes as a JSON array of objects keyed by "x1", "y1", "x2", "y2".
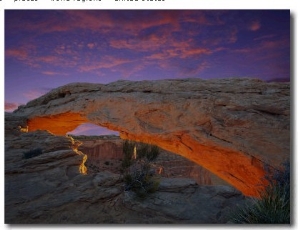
[{"x1": 13, "y1": 78, "x2": 290, "y2": 196}]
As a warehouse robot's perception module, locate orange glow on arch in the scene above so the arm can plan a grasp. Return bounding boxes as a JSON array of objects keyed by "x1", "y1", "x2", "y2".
[
  {"x1": 27, "y1": 112, "x2": 270, "y2": 197},
  {"x1": 28, "y1": 112, "x2": 89, "y2": 135},
  {"x1": 120, "y1": 131, "x2": 269, "y2": 197}
]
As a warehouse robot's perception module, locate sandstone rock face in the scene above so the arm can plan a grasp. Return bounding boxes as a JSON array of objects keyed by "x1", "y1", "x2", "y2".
[
  {"x1": 13, "y1": 78, "x2": 290, "y2": 196},
  {"x1": 78, "y1": 136, "x2": 123, "y2": 161},
  {"x1": 5, "y1": 113, "x2": 247, "y2": 224},
  {"x1": 77, "y1": 136, "x2": 221, "y2": 185}
]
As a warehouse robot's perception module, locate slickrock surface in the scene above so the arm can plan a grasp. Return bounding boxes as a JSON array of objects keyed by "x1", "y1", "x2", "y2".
[
  {"x1": 13, "y1": 78, "x2": 290, "y2": 196},
  {"x1": 5, "y1": 113, "x2": 247, "y2": 224}
]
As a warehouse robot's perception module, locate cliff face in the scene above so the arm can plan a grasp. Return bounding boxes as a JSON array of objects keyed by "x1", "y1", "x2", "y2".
[
  {"x1": 13, "y1": 78, "x2": 290, "y2": 196},
  {"x1": 79, "y1": 139, "x2": 123, "y2": 160},
  {"x1": 77, "y1": 136, "x2": 222, "y2": 185}
]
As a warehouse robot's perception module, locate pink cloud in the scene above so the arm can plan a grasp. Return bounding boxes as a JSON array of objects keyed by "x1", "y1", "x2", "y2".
[
  {"x1": 253, "y1": 34, "x2": 276, "y2": 41},
  {"x1": 5, "y1": 11, "x2": 219, "y2": 77},
  {"x1": 260, "y1": 40, "x2": 284, "y2": 49},
  {"x1": 87, "y1": 43, "x2": 96, "y2": 49},
  {"x1": 6, "y1": 49, "x2": 28, "y2": 60},
  {"x1": 232, "y1": 48, "x2": 252, "y2": 53},
  {"x1": 78, "y1": 56, "x2": 133, "y2": 72},
  {"x1": 228, "y1": 27, "x2": 238, "y2": 43},
  {"x1": 180, "y1": 48, "x2": 212, "y2": 58},
  {"x1": 65, "y1": 11, "x2": 114, "y2": 32},
  {"x1": 110, "y1": 37, "x2": 163, "y2": 52},
  {"x1": 23, "y1": 90, "x2": 46, "y2": 100},
  {"x1": 249, "y1": 20, "x2": 261, "y2": 31},
  {"x1": 35, "y1": 54, "x2": 78, "y2": 69},
  {"x1": 230, "y1": 38, "x2": 288, "y2": 57},
  {"x1": 38, "y1": 56, "x2": 58, "y2": 63},
  {"x1": 42, "y1": 71, "x2": 69, "y2": 76},
  {"x1": 11, "y1": 11, "x2": 173, "y2": 36},
  {"x1": 7, "y1": 11, "x2": 216, "y2": 39},
  {"x1": 180, "y1": 61, "x2": 211, "y2": 75},
  {"x1": 213, "y1": 47, "x2": 228, "y2": 52},
  {"x1": 146, "y1": 41, "x2": 212, "y2": 60},
  {"x1": 5, "y1": 102, "x2": 19, "y2": 112}
]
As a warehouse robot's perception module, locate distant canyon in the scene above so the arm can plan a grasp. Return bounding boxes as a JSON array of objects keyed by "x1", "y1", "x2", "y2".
[{"x1": 75, "y1": 135, "x2": 229, "y2": 186}]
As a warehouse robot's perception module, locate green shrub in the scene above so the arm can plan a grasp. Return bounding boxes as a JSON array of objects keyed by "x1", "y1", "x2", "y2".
[
  {"x1": 121, "y1": 140, "x2": 161, "y2": 199},
  {"x1": 23, "y1": 148, "x2": 43, "y2": 159},
  {"x1": 231, "y1": 160, "x2": 290, "y2": 224}
]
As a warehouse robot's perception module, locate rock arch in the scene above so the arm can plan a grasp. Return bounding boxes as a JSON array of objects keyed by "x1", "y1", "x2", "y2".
[{"x1": 15, "y1": 79, "x2": 290, "y2": 197}]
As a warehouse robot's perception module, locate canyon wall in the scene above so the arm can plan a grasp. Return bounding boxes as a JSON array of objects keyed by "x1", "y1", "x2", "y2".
[
  {"x1": 76, "y1": 136, "x2": 226, "y2": 185},
  {"x1": 14, "y1": 78, "x2": 290, "y2": 196}
]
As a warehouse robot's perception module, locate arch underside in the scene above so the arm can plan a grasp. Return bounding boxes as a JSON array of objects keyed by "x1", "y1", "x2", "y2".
[{"x1": 28, "y1": 112, "x2": 267, "y2": 197}]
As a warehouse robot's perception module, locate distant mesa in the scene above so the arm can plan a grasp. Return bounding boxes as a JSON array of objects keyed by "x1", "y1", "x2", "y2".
[
  {"x1": 266, "y1": 77, "x2": 290, "y2": 83},
  {"x1": 13, "y1": 78, "x2": 290, "y2": 197}
]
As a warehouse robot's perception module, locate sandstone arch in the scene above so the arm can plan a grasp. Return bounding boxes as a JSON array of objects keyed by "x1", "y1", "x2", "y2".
[{"x1": 15, "y1": 78, "x2": 290, "y2": 197}]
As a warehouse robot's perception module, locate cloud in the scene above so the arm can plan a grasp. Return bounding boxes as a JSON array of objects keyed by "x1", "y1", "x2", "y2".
[
  {"x1": 38, "y1": 56, "x2": 58, "y2": 63},
  {"x1": 5, "y1": 10, "x2": 289, "y2": 84},
  {"x1": 6, "y1": 10, "x2": 223, "y2": 41},
  {"x1": 180, "y1": 48, "x2": 212, "y2": 58},
  {"x1": 78, "y1": 56, "x2": 133, "y2": 72},
  {"x1": 23, "y1": 88, "x2": 50, "y2": 100},
  {"x1": 230, "y1": 37, "x2": 288, "y2": 57},
  {"x1": 177, "y1": 61, "x2": 211, "y2": 76},
  {"x1": 5, "y1": 102, "x2": 19, "y2": 112},
  {"x1": 228, "y1": 27, "x2": 238, "y2": 43},
  {"x1": 42, "y1": 71, "x2": 69, "y2": 76},
  {"x1": 231, "y1": 48, "x2": 252, "y2": 54},
  {"x1": 5, "y1": 49, "x2": 28, "y2": 60},
  {"x1": 6, "y1": 42, "x2": 79, "y2": 69},
  {"x1": 5, "y1": 10, "x2": 231, "y2": 77},
  {"x1": 110, "y1": 37, "x2": 163, "y2": 52},
  {"x1": 249, "y1": 20, "x2": 261, "y2": 31},
  {"x1": 253, "y1": 34, "x2": 276, "y2": 41},
  {"x1": 5, "y1": 11, "x2": 180, "y2": 37},
  {"x1": 87, "y1": 43, "x2": 96, "y2": 49}
]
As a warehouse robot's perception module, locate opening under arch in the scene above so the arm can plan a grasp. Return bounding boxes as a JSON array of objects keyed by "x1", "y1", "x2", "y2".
[{"x1": 67, "y1": 123, "x2": 120, "y2": 136}]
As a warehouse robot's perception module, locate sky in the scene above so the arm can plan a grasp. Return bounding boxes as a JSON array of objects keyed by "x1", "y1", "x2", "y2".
[{"x1": 4, "y1": 10, "x2": 290, "y2": 135}]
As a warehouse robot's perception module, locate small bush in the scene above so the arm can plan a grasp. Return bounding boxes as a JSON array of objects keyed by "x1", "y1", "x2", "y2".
[
  {"x1": 104, "y1": 161, "x2": 110, "y2": 166},
  {"x1": 23, "y1": 148, "x2": 43, "y2": 159},
  {"x1": 121, "y1": 140, "x2": 161, "y2": 199},
  {"x1": 230, "y1": 160, "x2": 290, "y2": 224}
]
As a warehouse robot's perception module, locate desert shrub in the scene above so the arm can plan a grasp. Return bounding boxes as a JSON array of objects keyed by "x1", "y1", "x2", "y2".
[
  {"x1": 231, "y1": 160, "x2": 290, "y2": 224},
  {"x1": 23, "y1": 148, "x2": 43, "y2": 159},
  {"x1": 121, "y1": 140, "x2": 135, "y2": 172},
  {"x1": 104, "y1": 161, "x2": 110, "y2": 166},
  {"x1": 121, "y1": 140, "x2": 161, "y2": 199}
]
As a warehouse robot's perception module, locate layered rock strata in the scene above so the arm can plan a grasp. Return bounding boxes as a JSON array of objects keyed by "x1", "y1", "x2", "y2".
[{"x1": 13, "y1": 78, "x2": 290, "y2": 196}]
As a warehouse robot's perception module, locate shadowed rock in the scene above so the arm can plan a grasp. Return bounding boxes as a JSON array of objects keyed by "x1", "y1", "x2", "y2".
[{"x1": 77, "y1": 136, "x2": 221, "y2": 185}]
